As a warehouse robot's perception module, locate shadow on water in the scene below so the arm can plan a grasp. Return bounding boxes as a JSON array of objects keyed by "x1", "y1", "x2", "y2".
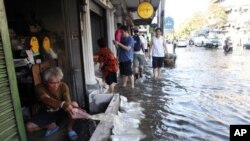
[{"x1": 117, "y1": 47, "x2": 250, "y2": 141}]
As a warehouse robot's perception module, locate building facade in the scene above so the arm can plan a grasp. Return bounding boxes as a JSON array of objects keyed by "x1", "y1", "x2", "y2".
[
  {"x1": 0, "y1": 0, "x2": 163, "y2": 140},
  {"x1": 212, "y1": 0, "x2": 250, "y2": 44}
]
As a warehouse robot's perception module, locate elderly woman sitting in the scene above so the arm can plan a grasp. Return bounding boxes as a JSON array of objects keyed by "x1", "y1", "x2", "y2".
[{"x1": 26, "y1": 67, "x2": 79, "y2": 140}]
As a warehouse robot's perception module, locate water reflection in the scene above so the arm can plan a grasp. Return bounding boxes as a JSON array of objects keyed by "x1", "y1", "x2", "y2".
[{"x1": 118, "y1": 47, "x2": 250, "y2": 141}]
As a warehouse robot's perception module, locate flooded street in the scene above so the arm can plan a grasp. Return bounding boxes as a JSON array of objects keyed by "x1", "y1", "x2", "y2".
[{"x1": 118, "y1": 46, "x2": 250, "y2": 141}]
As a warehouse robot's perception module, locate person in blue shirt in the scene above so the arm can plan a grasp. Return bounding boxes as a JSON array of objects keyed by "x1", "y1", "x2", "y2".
[{"x1": 113, "y1": 25, "x2": 134, "y2": 88}]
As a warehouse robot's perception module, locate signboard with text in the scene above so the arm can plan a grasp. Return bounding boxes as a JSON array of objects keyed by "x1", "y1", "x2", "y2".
[
  {"x1": 164, "y1": 17, "x2": 174, "y2": 29},
  {"x1": 137, "y1": 2, "x2": 154, "y2": 19}
]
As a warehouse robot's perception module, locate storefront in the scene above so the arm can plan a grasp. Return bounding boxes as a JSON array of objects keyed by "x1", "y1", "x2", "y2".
[
  {"x1": 5, "y1": 0, "x2": 87, "y2": 103},
  {"x1": 0, "y1": 0, "x2": 142, "y2": 140},
  {"x1": 1, "y1": 0, "x2": 87, "y2": 140},
  {"x1": 90, "y1": 0, "x2": 107, "y2": 54}
]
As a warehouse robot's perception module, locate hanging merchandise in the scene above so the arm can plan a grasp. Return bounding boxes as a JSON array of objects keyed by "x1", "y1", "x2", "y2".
[
  {"x1": 30, "y1": 36, "x2": 40, "y2": 56},
  {"x1": 42, "y1": 36, "x2": 58, "y2": 59},
  {"x1": 42, "y1": 36, "x2": 51, "y2": 53}
]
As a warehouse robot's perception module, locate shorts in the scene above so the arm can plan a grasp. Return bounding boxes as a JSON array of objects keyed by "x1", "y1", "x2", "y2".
[
  {"x1": 144, "y1": 49, "x2": 148, "y2": 53},
  {"x1": 133, "y1": 54, "x2": 145, "y2": 68},
  {"x1": 152, "y1": 57, "x2": 164, "y2": 68},
  {"x1": 105, "y1": 72, "x2": 117, "y2": 85},
  {"x1": 29, "y1": 110, "x2": 66, "y2": 128},
  {"x1": 119, "y1": 60, "x2": 132, "y2": 76}
]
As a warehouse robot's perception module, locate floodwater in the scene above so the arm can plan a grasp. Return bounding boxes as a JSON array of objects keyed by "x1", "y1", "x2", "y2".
[{"x1": 117, "y1": 46, "x2": 250, "y2": 141}]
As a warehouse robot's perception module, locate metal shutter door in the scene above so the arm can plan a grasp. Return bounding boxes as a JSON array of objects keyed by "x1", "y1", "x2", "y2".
[
  {"x1": 0, "y1": 0, "x2": 26, "y2": 140},
  {"x1": 0, "y1": 37, "x2": 19, "y2": 141}
]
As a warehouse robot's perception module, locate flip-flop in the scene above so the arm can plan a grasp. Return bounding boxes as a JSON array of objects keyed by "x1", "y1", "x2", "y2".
[
  {"x1": 44, "y1": 126, "x2": 59, "y2": 137},
  {"x1": 68, "y1": 130, "x2": 78, "y2": 141}
]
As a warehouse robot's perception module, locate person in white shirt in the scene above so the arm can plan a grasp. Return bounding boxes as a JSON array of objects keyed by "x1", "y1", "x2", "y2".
[
  {"x1": 141, "y1": 34, "x2": 149, "y2": 60},
  {"x1": 151, "y1": 28, "x2": 168, "y2": 79}
]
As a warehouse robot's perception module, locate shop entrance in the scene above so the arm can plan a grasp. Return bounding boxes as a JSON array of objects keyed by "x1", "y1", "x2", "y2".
[
  {"x1": 4, "y1": 0, "x2": 69, "y2": 119},
  {"x1": 90, "y1": 8, "x2": 107, "y2": 54}
]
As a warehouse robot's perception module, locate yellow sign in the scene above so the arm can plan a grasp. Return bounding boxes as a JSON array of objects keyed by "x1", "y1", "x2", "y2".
[
  {"x1": 43, "y1": 36, "x2": 51, "y2": 52},
  {"x1": 137, "y1": 2, "x2": 154, "y2": 19},
  {"x1": 30, "y1": 36, "x2": 39, "y2": 55}
]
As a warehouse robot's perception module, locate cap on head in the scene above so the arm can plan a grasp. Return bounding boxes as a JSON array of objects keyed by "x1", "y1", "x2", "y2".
[{"x1": 134, "y1": 29, "x2": 139, "y2": 33}]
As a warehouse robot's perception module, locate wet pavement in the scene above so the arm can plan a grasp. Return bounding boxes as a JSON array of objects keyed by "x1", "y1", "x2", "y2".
[{"x1": 117, "y1": 46, "x2": 250, "y2": 141}]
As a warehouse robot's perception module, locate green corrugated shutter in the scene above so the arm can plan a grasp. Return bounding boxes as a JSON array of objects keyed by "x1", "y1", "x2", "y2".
[
  {"x1": 0, "y1": 38, "x2": 20, "y2": 141},
  {"x1": 0, "y1": 38, "x2": 19, "y2": 141},
  {"x1": 0, "y1": 0, "x2": 27, "y2": 140}
]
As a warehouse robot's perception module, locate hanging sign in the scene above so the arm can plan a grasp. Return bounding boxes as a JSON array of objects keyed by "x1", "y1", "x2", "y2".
[
  {"x1": 137, "y1": 2, "x2": 154, "y2": 19},
  {"x1": 164, "y1": 17, "x2": 174, "y2": 29},
  {"x1": 30, "y1": 36, "x2": 39, "y2": 55},
  {"x1": 43, "y1": 36, "x2": 51, "y2": 53}
]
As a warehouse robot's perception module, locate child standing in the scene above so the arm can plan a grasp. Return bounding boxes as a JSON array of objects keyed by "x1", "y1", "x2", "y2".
[{"x1": 98, "y1": 38, "x2": 118, "y2": 93}]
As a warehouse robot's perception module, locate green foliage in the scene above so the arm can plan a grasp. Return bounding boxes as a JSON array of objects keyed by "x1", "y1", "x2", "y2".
[
  {"x1": 207, "y1": 3, "x2": 228, "y2": 27},
  {"x1": 245, "y1": 20, "x2": 250, "y2": 31},
  {"x1": 175, "y1": 13, "x2": 207, "y2": 38},
  {"x1": 175, "y1": 3, "x2": 228, "y2": 38}
]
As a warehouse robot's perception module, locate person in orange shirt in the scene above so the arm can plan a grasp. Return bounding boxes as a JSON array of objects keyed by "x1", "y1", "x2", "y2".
[{"x1": 98, "y1": 38, "x2": 118, "y2": 93}]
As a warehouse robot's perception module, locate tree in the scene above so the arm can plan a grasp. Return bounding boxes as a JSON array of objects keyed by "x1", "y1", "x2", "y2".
[
  {"x1": 245, "y1": 20, "x2": 250, "y2": 31},
  {"x1": 206, "y1": 3, "x2": 227, "y2": 28},
  {"x1": 175, "y1": 3, "x2": 227, "y2": 38},
  {"x1": 175, "y1": 13, "x2": 207, "y2": 38}
]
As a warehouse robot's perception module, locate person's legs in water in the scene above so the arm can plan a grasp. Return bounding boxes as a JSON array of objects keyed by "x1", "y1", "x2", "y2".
[
  {"x1": 152, "y1": 57, "x2": 159, "y2": 79},
  {"x1": 157, "y1": 57, "x2": 164, "y2": 78},
  {"x1": 122, "y1": 76, "x2": 128, "y2": 87},
  {"x1": 119, "y1": 61, "x2": 127, "y2": 87},
  {"x1": 133, "y1": 54, "x2": 140, "y2": 80},
  {"x1": 130, "y1": 75, "x2": 134, "y2": 88},
  {"x1": 106, "y1": 72, "x2": 117, "y2": 93},
  {"x1": 153, "y1": 68, "x2": 159, "y2": 79},
  {"x1": 138, "y1": 54, "x2": 145, "y2": 78},
  {"x1": 139, "y1": 66, "x2": 143, "y2": 78},
  {"x1": 120, "y1": 60, "x2": 133, "y2": 88},
  {"x1": 144, "y1": 49, "x2": 149, "y2": 59},
  {"x1": 173, "y1": 44, "x2": 176, "y2": 54},
  {"x1": 109, "y1": 83, "x2": 116, "y2": 93},
  {"x1": 158, "y1": 68, "x2": 161, "y2": 78}
]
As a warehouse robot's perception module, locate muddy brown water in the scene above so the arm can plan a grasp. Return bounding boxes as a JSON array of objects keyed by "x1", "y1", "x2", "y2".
[{"x1": 117, "y1": 47, "x2": 250, "y2": 141}]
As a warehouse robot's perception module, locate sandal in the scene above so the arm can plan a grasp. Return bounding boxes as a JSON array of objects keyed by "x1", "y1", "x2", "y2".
[
  {"x1": 44, "y1": 126, "x2": 59, "y2": 137},
  {"x1": 68, "y1": 130, "x2": 78, "y2": 141}
]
